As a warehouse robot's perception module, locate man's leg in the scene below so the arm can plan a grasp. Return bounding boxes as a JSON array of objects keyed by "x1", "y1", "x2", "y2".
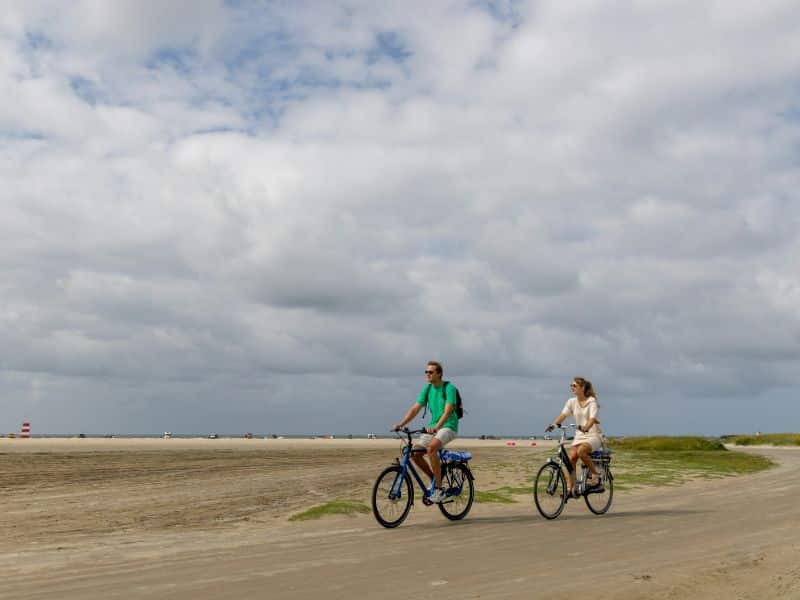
[
  {"x1": 412, "y1": 451, "x2": 434, "y2": 479},
  {"x1": 427, "y1": 438, "x2": 444, "y2": 488}
]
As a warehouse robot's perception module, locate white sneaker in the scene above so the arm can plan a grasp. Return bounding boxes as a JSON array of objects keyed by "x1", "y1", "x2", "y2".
[{"x1": 429, "y1": 488, "x2": 446, "y2": 503}]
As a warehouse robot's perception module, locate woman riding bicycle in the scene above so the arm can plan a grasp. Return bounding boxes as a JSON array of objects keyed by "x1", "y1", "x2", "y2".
[{"x1": 547, "y1": 377, "x2": 604, "y2": 497}]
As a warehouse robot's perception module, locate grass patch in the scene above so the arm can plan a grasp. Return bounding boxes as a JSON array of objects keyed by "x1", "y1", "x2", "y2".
[
  {"x1": 475, "y1": 490, "x2": 515, "y2": 503},
  {"x1": 288, "y1": 500, "x2": 370, "y2": 522},
  {"x1": 602, "y1": 436, "x2": 776, "y2": 491},
  {"x1": 722, "y1": 433, "x2": 800, "y2": 447},
  {"x1": 475, "y1": 486, "x2": 530, "y2": 504},
  {"x1": 609, "y1": 444, "x2": 775, "y2": 491},
  {"x1": 610, "y1": 436, "x2": 726, "y2": 452}
]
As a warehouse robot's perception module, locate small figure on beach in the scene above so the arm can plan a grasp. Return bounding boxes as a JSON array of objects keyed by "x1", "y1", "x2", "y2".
[
  {"x1": 546, "y1": 377, "x2": 604, "y2": 497},
  {"x1": 391, "y1": 360, "x2": 460, "y2": 504}
]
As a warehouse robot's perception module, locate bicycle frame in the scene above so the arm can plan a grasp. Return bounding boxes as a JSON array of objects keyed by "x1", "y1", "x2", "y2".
[
  {"x1": 545, "y1": 424, "x2": 575, "y2": 470},
  {"x1": 388, "y1": 428, "x2": 465, "y2": 502},
  {"x1": 545, "y1": 424, "x2": 610, "y2": 494},
  {"x1": 391, "y1": 445, "x2": 435, "y2": 501}
]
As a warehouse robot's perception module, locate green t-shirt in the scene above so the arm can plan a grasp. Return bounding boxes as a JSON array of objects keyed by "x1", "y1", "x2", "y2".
[{"x1": 416, "y1": 382, "x2": 459, "y2": 433}]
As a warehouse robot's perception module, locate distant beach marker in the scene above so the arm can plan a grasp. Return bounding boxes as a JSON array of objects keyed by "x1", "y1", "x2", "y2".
[
  {"x1": 530, "y1": 442, "x2": 537, "y2": 447},
  {"x1": 20, "y1": 422, "x2": 31, "y2": 439},
  {"x1": 505, "y1": 441, "x2": 517, "y2": 447}
]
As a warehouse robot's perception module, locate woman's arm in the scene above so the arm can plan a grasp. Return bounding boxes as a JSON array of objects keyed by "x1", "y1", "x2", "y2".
[{"x1": 547, "y1": 413, "x2": 567, "y2": 430}]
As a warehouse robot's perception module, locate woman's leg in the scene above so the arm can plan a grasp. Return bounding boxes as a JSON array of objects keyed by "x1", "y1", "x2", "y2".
[
  {"x1": 575, "y1": 443, "x2": 600, "y2": 485},
  {"x1": 567, "y1": 447, "x2": 580, "y2": 492}
]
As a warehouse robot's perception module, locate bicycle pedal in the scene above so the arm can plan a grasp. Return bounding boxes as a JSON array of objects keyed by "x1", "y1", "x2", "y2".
[{"x1": 422, "y1": 497, "x2": 433, "y2": 506}]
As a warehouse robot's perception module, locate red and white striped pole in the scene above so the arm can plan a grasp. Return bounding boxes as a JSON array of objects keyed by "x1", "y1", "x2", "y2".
[{"x1": 20, "y1": 422, "x2": 31, "y2": 439}]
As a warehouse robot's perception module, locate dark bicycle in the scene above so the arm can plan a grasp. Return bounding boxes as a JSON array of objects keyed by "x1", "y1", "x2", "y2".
[
  {"x1": 533, "y1": 424, "x2": 614, "y2": 519},
  {"x1": 371, "y1": 427, "x2": 475, "y2": 528}
]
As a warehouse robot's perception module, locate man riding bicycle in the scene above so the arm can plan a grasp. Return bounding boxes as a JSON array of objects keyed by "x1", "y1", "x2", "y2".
[{"x1": 392, "y1": 361, "x2": 459, "y2": 504}]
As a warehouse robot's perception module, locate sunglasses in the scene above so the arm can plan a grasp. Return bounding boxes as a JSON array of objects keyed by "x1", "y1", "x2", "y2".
[
  {"x1": 570, "y1": 383, "x2": 578, "y2": 388},
  {"x1": 425, "y1": 370, "x2": 436, "y2": 375}
]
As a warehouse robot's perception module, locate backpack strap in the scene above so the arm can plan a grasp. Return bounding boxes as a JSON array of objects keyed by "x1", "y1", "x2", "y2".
[{"x1": 423, "y1": 382, "x2": 451, "y2": 421}]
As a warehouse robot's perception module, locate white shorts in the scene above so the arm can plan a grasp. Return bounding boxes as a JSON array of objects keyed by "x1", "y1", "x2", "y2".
[{"x1": 417, "y1": 428, "x2": 457, "y2": 449}]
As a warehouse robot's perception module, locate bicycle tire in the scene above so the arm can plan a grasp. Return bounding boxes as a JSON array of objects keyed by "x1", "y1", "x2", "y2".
[
  {"x1": 584, "y1": 463, "x2": 614, "y2": 515},
  {"x1": 372, "y1": 465, "x2": 413, "y2": 528},
  {"x1": 534, "y1": 462, "x2": 567, "y2": 520},
  {"x1": 437, "y1": 463, "x2": 474, "y2": 521}
]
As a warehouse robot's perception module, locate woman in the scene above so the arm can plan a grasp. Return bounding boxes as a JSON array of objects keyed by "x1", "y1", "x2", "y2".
[{"x1": 547, "y1": 377, "x2": 604, "y2": 497}]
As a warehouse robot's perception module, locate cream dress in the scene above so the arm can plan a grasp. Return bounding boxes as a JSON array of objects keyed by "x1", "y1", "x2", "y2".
[{"x1": 561, "y1": 396, "x2": 604, "y2": 451}]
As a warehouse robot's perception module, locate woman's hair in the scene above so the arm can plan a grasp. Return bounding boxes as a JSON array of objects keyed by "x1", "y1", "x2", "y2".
[
  {"x1": 574, "y1": 377, "x2": 598, "y2": 402},
  {"x1": 427, "y1": 361, "x2": 443, "y2": 375}
]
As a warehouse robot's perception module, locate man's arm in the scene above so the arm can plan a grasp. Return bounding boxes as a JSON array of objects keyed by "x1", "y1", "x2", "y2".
[
  {"x1": 430, "y1": 403, "x2": 454, "y2": 432},
  {"x1": 392, "y1": 402, "x2": 422, "y2": 431}
]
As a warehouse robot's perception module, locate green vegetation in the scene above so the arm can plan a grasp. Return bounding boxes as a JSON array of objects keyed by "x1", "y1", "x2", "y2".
[
  {"x1": 610, "y1": 436, "x2": 726, "y2": 451},
  {"x1": 289, "y1": 500, "x2": 370, "y2": 521},
  {"x1": 722, "y1": 433, "x2": 800, "y2": 447},
  {"x1": 607, "y1": 436, "x2": 776, "y2": 491},
  {"x1": 475, "y1": 490, "x2": 515, "y2": 503},
  {"x1": 475, "y1": 486, "x2": 531, "y2": 504},
  {"x1": 478, "y1": 437, "x2": 777, "y2": 500}
]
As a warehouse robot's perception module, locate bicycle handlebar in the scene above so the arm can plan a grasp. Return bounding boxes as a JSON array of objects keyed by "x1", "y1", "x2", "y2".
[
  {"x1": 545, "y1": 423, "x2": 576, "y2": 432},
  {"x1": 391, "y1": 427, "x2": 428, "y2": 434}
]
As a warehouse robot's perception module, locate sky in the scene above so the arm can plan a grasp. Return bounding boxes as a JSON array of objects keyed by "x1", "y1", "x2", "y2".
[{"x1": 1, "y1": 1, "x2": 799, "y2": 437}]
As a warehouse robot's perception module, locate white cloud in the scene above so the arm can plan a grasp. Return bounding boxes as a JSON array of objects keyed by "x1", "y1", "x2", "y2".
[{"x1": 2, "y1": 1, "x2": 799, "y2": 435}]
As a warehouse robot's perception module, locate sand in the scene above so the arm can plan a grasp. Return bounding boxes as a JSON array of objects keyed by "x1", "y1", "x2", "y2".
[{"x1": 1, "y1": 438, "x2": 798, "y2": 599}]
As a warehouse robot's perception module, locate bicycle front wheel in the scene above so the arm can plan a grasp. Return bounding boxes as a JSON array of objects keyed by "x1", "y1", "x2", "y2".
[
  {"x1": 534, "y1": 462, "x2": 567, "y2": 520},
  {"x1": 437, "y1": 463, "x2": 474, "y2": 521},
  {"x1": 372, "y1": 465, "x2": 413, "y2": 528},
  {"x1": 584, "y1": 463, "x2": 614, "y2": 515}
]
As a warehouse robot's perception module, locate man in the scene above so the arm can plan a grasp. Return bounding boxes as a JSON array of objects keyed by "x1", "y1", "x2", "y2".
[{"x1": 392, "y1": 360, "x2": 459, "y2": 503}]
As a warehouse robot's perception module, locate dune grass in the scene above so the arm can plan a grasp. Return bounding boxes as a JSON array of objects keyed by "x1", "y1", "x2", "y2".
[
  {"x1": 475, "y1": 486, "x2": 531, "y2": 503},
  {"x1": 722, "y1": 433, "x2": 800, "y2": 447},
  {"x1": 478, "y1": 437, "x2": 776, "y2": 500},
  {"x1": 289, "y1": 500, "x2": 370, "y2": 521},
  {"x1": 606, "y1": 436, "x2": 775, "y2": 490},
  {"x1": 609, "y1": 436, "x2": 726, "y2": 451}
]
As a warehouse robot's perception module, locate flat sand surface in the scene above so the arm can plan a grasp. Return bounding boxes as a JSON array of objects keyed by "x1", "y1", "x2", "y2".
[{"x1": 1, "y1": 438, "x2": 798, "y2": 599}]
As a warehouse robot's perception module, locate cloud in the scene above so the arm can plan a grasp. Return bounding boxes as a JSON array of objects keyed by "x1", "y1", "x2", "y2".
[{"x1": 2, "y1": 1, "x2": 800, "y2": 436}]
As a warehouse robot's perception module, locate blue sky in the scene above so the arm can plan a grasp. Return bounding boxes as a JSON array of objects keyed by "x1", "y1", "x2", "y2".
[{"x1": 1, "y1": 1, "x2": 800, "y2": 436}]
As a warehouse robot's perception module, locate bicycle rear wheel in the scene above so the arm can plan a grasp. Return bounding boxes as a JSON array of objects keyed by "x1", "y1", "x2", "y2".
[
  {"x1": 437, "y1": 463, "x2": 474, "y2": 521},
  {"x1": 534, "y1": 462, "x2": 567, "y2": 520},
  {"x1": 584, "y1": 463, "x2": 614, "y2": 515},
  {"x1": 372, "y1": 465, "x2": 413, "y2": 528}
]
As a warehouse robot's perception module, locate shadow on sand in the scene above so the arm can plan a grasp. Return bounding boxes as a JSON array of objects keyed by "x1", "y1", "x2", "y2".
[{"x1": 391, "y1": 506, "x2": 710, "y2": 529}]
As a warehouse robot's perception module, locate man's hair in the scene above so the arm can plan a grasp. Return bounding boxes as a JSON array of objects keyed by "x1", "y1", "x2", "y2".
[{"x1": 427, "y1": 361, "x2": 443, "y2": 375}]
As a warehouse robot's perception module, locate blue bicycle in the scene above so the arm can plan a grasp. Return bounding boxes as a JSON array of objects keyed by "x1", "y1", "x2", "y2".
[{"x1": 371, "y1": 427, "x2": 475, "y2": 528}]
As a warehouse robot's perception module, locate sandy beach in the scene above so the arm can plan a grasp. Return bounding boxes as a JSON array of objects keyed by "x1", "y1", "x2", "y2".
[{"x1": 1, "y1": 438, "x2": 798, "y2": 599}]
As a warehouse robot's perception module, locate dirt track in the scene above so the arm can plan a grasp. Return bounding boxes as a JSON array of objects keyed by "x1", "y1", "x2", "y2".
[{"x1": 2, "y1": 442, "x2": 799, "y2": 599}]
